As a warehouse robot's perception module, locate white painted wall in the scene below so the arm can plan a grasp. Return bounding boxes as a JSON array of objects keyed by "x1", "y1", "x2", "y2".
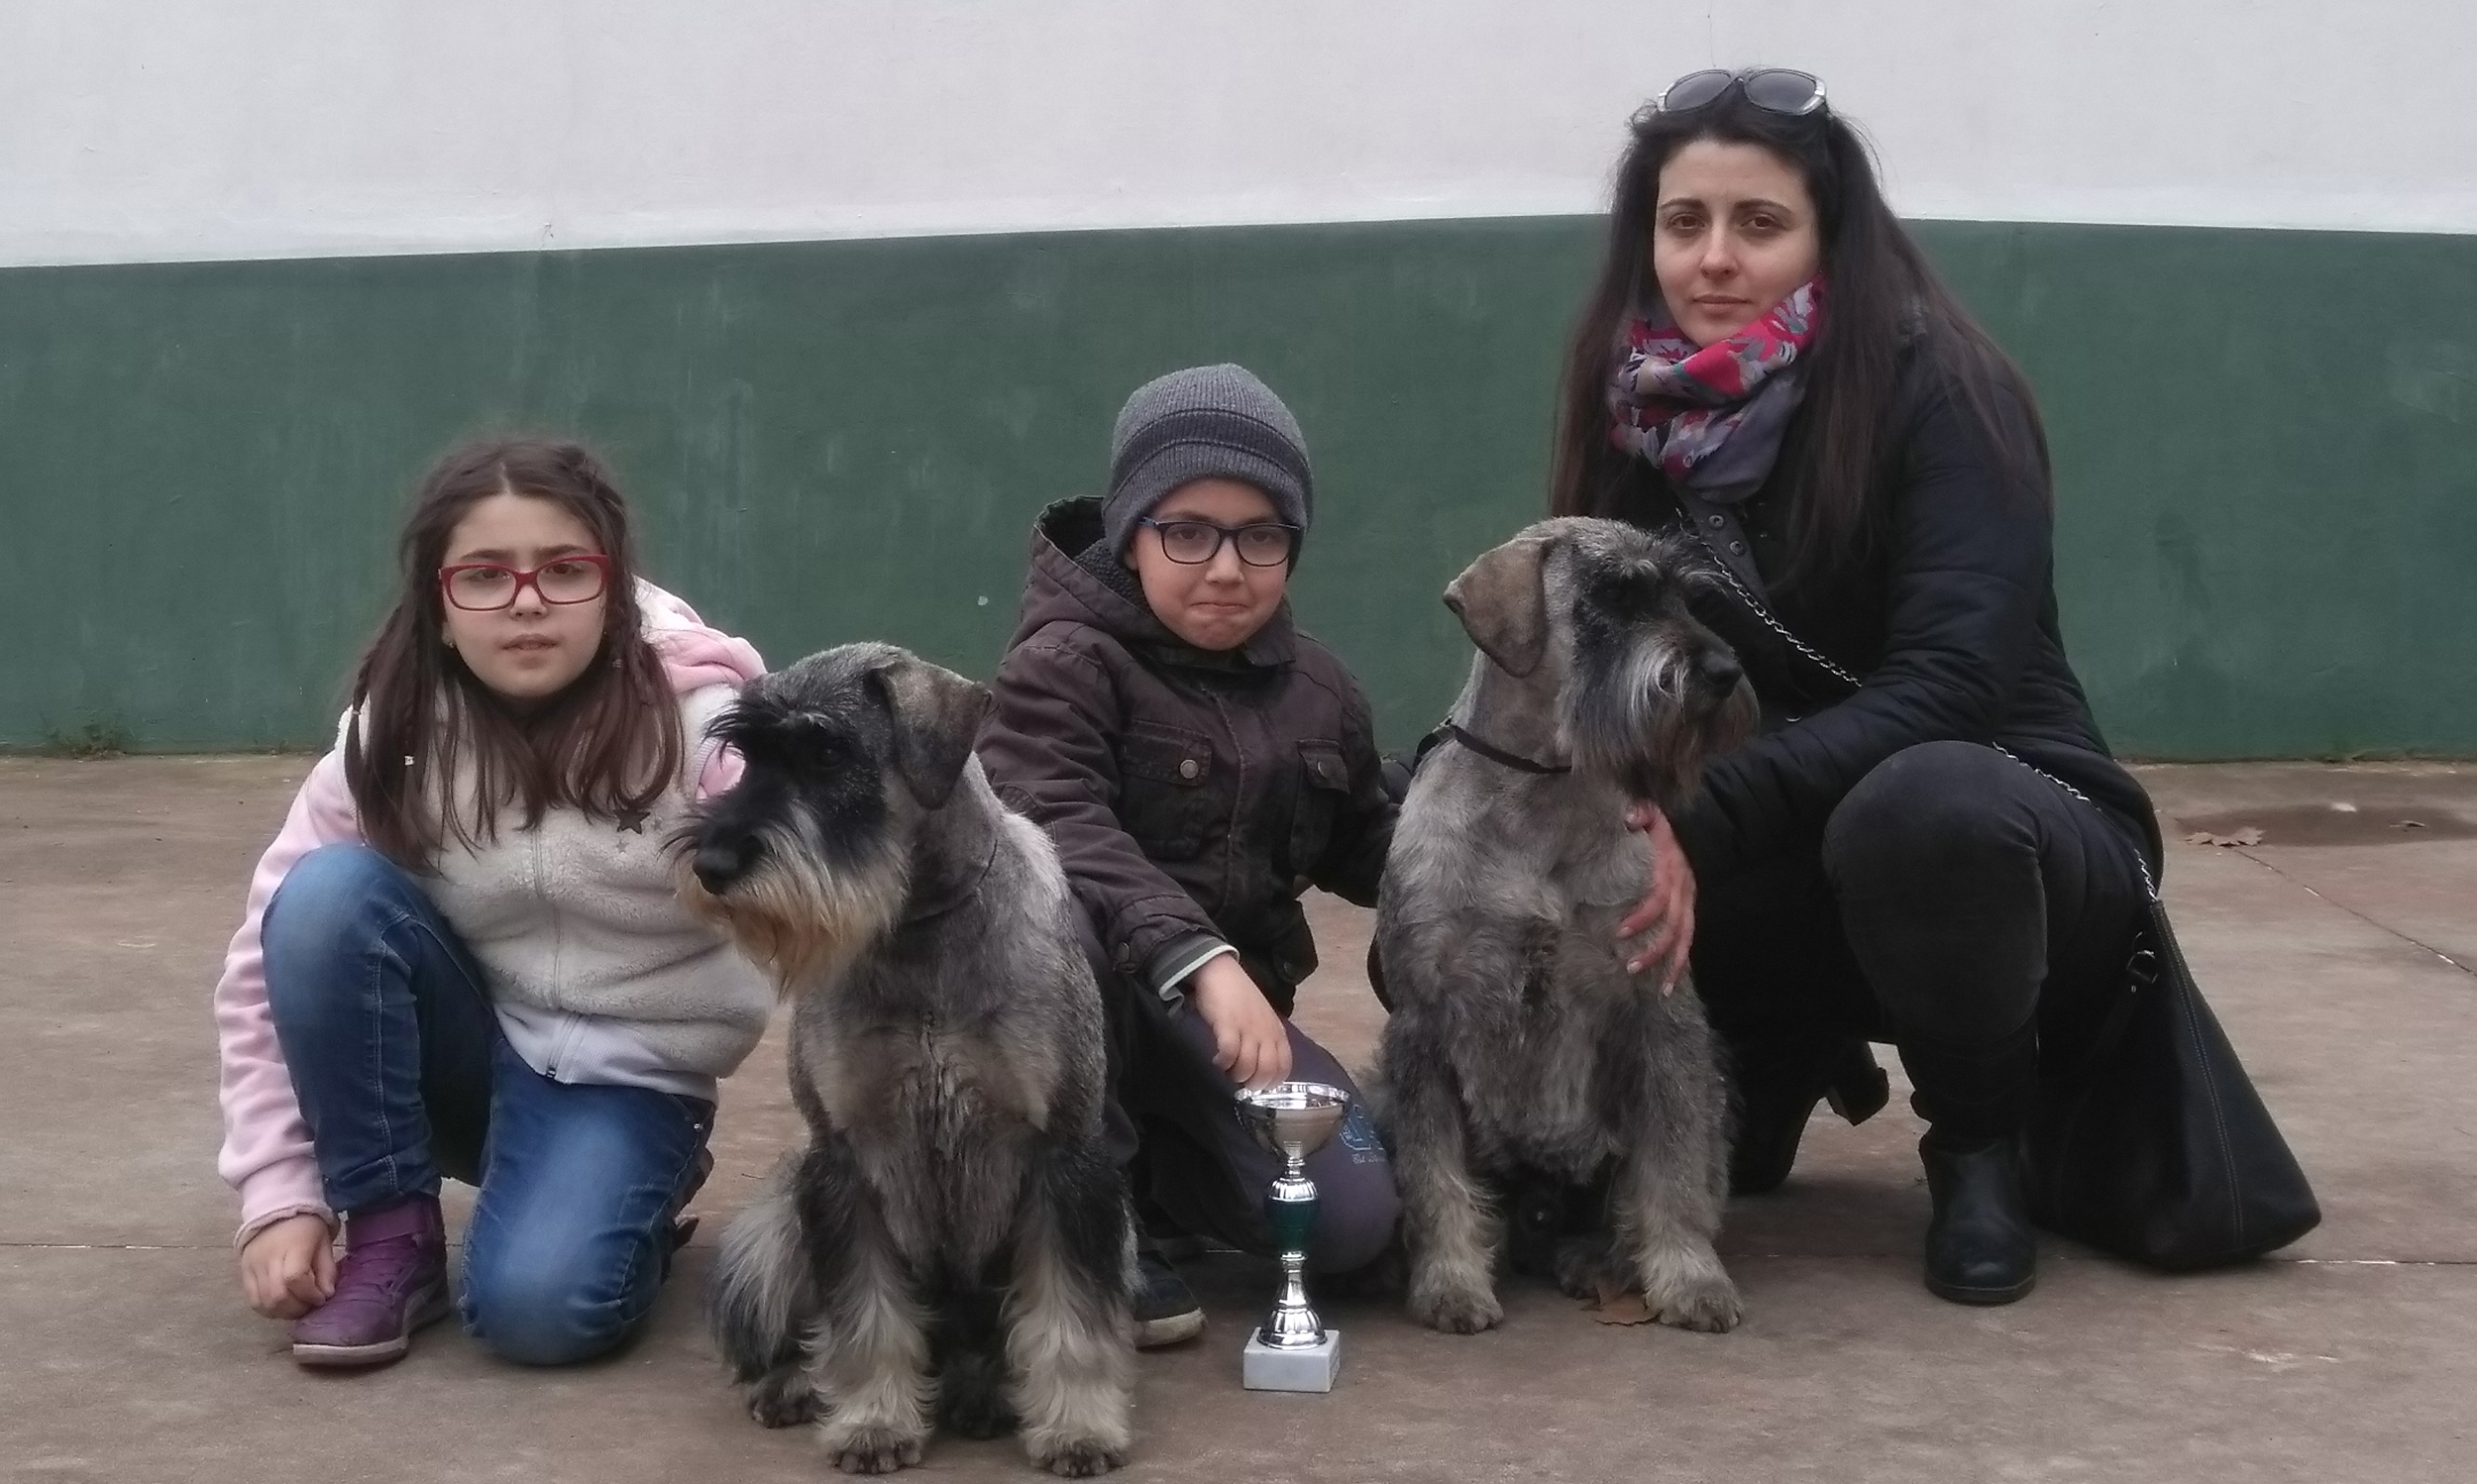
[{"x1": 4, "y1": 0, "x2": 2470, "y2": 265}]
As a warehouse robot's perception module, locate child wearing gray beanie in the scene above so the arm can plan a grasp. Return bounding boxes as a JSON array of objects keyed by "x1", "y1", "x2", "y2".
[
  {"x1": 978, "y1": 363, "x2": 1400, "y2": 1349},
  {"x1": 1101, "y1": 363, "x2": 1314, "y2": 563}
]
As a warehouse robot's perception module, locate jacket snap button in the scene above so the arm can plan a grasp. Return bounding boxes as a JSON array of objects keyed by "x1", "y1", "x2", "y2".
[
  {"x1": 1707, "y1": 514, "x2": 1725, "y2": 528},
  {"x1": 1178, "y1": 758, "x2": 1202, "y2": 781},
  {"x1": 1729, "y1": 540, "x2": 1747, "y2": 554}
]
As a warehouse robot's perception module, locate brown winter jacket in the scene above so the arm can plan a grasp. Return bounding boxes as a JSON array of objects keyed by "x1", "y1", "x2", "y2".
[{"x1": 976, "y1": 497, "x2": 1396, "y2": 1016}]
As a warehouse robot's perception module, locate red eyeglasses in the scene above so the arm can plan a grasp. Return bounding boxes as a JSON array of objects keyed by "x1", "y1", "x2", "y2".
[{"x1": 437, "y1": 554, "x2": 613, "y2": 611}]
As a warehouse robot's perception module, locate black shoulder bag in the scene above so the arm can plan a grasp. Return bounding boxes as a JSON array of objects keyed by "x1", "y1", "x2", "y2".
[{"x1": 1681, "y1": 516, "x2": 2320, "y2": 1270}]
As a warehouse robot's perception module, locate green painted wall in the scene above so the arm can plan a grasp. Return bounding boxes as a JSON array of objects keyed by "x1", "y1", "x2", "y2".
[{"x1": 2, "y1": 218, "x2": 2471, "y2": 756}]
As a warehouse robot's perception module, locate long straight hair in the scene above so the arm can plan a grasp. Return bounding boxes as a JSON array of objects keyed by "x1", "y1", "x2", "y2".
[
  {"x1": 1550, "y1": 87, "x2": 2048, "y2": 590},
  {"x1": 344, "y1": 438, "x2": 683, "y2": 867}
]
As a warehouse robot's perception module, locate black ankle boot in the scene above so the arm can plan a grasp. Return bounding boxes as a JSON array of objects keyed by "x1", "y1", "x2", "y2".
[
  {"x1": 1919, "y1": 1132, "x2": 2037, "y2": 1305},
  {"x1": 1896, "y1": 1020, "x2": 2040, "y2": 1303}
]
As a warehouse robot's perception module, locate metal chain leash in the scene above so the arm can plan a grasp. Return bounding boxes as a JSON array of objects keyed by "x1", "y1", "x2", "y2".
[
  {"x1": 1682, "y1": 525, "x2": 2160, "y2": 904},
  {"x1": 1685, "y1": 527, "x2": 1864, "y2": 689}
]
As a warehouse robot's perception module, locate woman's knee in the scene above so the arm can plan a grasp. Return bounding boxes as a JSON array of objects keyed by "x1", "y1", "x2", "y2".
[
  {"x1": 1822, "y1": 741, "x2": 2030, "y2": 887},
  {"x1": 459, "y1": 1232, "x2": 656, "y2": 1367}
]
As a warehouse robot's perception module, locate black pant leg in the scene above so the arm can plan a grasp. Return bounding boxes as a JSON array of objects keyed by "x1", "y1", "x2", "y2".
[
  {"x1": 1691, "y1": 841, "x2": 1884, "y2": 1062},
  {"x1": 1822, "y1": 740, "x2": 2148, "y2": 1138}
]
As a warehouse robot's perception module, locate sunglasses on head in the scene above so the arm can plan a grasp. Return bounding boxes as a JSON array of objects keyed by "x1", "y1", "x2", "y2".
[{"x1": 1656, "y1": 67, "x2": 1826, "y2": 118}]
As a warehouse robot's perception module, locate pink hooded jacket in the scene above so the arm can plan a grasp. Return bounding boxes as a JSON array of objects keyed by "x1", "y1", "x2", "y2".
[{"x1": 213, "y1": 583, "x2": 765, "y2": 1247}]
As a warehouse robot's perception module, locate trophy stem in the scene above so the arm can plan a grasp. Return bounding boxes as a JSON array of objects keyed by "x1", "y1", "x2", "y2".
[{"x1": 1256, "y1": 1163, "x2": 1326, "y2": 1349}]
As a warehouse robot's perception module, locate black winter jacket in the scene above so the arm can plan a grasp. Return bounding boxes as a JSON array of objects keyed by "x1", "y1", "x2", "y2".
[
  {"x1": 1609, "y1": 343, "x2": 2163, "y2": 881},
  {"x1": 975, "y1": 498, "x2": 1397, "y2": 1016}
]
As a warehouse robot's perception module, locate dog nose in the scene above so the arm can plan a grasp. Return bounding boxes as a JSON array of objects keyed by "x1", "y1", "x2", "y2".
[
  {"x1": 1696, "y1": 650, "x2": 1744, "y2": 691},
  {"x1": 693, "y1": 840, "x2": 753, "y2": 895}
]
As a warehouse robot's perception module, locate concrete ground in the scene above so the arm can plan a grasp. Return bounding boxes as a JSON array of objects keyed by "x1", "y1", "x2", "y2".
[{"x1": 3, "y1": 758, "x2": 2471, "y2": 1483}]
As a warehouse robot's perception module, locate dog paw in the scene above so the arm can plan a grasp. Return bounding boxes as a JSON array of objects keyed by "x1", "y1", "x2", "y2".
[
  {"x1": 1647, "y1": 1275, "x2": 1743, "y2": 1334},
  {"x1": 820, "y1": 1425, "x2": 925, "y2": 1474},
  {"x1": 1031, "y1": 1438, "x2": 1125, "y2": 1478},
  {"x1": 1406, "y1": 1282, "x2": 1504, "y2": 1334},
  {"x1": 747, "y1": 1378, "x2": 820, "y2": 1429}
]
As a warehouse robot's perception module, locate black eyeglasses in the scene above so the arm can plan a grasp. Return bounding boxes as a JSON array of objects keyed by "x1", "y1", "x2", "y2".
[
  {"x1": 1656, "y1": 67, "x2": 1826, "y2": 118},
  {"x1": 1138, "y1": 517, "x2": 1301, "y2": 568}
]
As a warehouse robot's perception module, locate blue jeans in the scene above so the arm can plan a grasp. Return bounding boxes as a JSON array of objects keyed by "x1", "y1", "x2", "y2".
[{"x1": 263, "y1": 844, "x2": 714, "y2": 1366}]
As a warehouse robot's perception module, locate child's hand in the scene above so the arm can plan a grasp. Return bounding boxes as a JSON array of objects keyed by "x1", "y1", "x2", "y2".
[
  {"x1": 1189, "y1": 956, "x2": 1294, "y2": 1091},
  {"x1": 239, "y1": 1213, "x2": 337, "y2": 1319}
]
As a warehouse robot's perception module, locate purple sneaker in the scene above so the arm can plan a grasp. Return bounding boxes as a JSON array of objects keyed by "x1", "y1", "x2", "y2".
[{"x1": 289, "y1": 1195, "x2": 450, "y2": 1368}]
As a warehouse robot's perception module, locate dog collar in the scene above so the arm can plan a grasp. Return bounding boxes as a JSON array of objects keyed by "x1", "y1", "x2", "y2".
[
  {"x1": 901, "y1": 832, "x2": 1004, "y2": 927},
  {"x1": 1439, "y1": 723, "x2": 1572, "y2": 777}
]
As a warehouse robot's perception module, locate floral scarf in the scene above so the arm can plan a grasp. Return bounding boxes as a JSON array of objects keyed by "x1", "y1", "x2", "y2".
[{"x1": 1605, "y1": 277, "x2": 1824, "y2": 499}]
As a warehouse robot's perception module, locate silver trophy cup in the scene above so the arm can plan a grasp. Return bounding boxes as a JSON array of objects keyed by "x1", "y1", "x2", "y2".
[{"x1": 1233, "y1": 1080, "x2": 1350, "y2": 1392}]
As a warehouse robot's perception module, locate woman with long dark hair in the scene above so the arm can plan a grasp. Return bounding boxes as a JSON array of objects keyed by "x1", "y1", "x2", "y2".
[
  {"x1": 213, "y1": 439, "x2": 771, "y2": 1365},
  {"x1": 1559, "y1": 70, "x2": 2163, "y2": 1304}
]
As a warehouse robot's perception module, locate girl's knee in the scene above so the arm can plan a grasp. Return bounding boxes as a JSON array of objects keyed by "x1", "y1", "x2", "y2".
[
  {"x1": 263, "y1": 846, "x2": 410, "y2": 1022},
  {"x1": 264, "y1": 846, "x2": 415, "y2": 960},
  {"x1": 460, "y1": 1236, "x2": 655, "y2": 1366}
]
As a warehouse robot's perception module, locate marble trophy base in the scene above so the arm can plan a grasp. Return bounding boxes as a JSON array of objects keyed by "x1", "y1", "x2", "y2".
[{"x1": 1241, "y1": 1327, "x2": 1344, "y2": 1393}]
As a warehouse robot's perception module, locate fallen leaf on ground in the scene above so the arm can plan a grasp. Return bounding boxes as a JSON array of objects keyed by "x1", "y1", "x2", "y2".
[
  {"x1": 2393, "y1": 819, "x2": 2427, "y2": 830},
  {"x1": 1585, "y1": 1277, "x2": 1655, "y2": 1325},
  {"x1": 2183, "y1": 827, "x2": 2264, "y2": 847}
]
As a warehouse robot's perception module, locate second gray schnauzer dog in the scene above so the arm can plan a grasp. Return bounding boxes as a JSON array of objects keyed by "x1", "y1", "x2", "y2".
[
  {"x1": 680, "y1": 643, "x2": 1134, "y2": 1478},
  {"x1": 1374, "y1": 518, "x2": 1759, "y2": 1336}
]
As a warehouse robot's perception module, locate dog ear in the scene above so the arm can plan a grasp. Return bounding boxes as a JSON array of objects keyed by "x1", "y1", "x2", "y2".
[
  {"x1": 1444, "y1": 533, "x2": 1553, "y2": 677},
  {"x1": 864, "y1": 655, "x2": 993, "y2": 809}
]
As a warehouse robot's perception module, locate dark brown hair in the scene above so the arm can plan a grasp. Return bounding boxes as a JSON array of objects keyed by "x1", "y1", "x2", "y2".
[
  {"x1": 344, "y1": 438, "x2": 682, "y2": 866},
  {"x1": 1549, "y1": 86, "x2": 2048, "y2": 590}
]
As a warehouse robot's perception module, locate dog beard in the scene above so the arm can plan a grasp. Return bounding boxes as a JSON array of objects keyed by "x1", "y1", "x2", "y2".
[
  {"x1": 679, "y1": 821, "x2": 912, "y2": 996},
  {"x1": 1561, "y1": 636, "x2": 1759, "y2": 811}
]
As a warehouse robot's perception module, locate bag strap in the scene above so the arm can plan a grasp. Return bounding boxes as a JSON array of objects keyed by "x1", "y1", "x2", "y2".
[{"x1": 1680, "y1": 522, "x2": 2161, "y2": 907}]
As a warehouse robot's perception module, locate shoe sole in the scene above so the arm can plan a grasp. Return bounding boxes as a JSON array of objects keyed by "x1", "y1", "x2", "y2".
[
  {"x1": 1132, "y1": 1310, "x2": 1207, "y2": 1349},
  {"x1": 1925, "y1": 1271, "x2": 2037, "y2": 1306},
  {"x1": 291, "y1": 1282, "x2": 451, "y2": 1368}
]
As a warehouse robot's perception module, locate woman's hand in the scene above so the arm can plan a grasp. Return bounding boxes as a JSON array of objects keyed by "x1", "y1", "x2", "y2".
[
  {"x1": 1616, "y1": 803, "x2": 1697, "y2": 995},
  {"x1": 238, "y1": 1213, "x2": 337, "y2": 1320},
  {"x1": 1189, "y1": 955, "x2": 1294, "y2": 1091}
]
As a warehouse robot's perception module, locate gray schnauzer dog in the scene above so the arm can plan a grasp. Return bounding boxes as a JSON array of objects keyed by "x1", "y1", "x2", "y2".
[
  {"x1": 1373, "y1": 518, "x2": 1758, "y2": 1336},
  {"x1": 679, "y1": 643, "x2": 1134, "y2": 1478}
]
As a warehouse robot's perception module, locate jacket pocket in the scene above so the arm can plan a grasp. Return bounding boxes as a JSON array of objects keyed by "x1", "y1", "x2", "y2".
[
  {"x1": 1117, "y1": 722, "x2": 1221, "y2": 862},
  {"x1": 1285, "y1": 738, "x2": 1350, "y2": 881}
]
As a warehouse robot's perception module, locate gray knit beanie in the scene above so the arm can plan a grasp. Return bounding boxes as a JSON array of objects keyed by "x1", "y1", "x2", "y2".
[{"x1": 1102, "y1": 364, "x2": 1314, "y2": 562}]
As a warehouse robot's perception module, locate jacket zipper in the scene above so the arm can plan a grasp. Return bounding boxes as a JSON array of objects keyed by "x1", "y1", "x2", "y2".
[{"x1": 531, "y1": 828, "x2": 565, "y2": 1073}]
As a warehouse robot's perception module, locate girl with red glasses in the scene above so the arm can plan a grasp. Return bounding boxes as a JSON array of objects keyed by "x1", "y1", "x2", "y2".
[{"x1": 211, "y1": 438, "x2": 771, "y2": 1368}]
